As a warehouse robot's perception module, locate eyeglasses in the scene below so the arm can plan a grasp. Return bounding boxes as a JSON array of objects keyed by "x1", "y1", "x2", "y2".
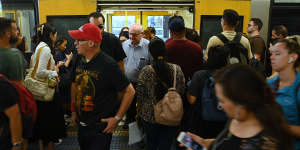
[
  {"x1": 98, "y1": 24, "x2": 104, "y2": 29},
  {"x1": 129, "y1": 32, "x2": 141, "y2": 37},
  {"x1": 75, "y1": 39, "x2": 88, "y2": 43}
]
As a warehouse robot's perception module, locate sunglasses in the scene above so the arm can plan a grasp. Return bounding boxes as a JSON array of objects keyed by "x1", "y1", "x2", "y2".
[{"x1": 98, "y1": 24, "x2": 104, "y2": 29}]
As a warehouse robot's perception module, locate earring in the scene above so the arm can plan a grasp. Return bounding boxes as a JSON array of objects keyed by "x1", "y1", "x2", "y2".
[{"x1": 288, "y1": 57, "x2": 294, "y2": 64}]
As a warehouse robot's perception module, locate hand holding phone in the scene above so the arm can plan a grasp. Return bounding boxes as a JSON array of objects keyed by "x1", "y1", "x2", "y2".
[{"x1": 177, "y1": 132, "x2": 203, "y2": 150}]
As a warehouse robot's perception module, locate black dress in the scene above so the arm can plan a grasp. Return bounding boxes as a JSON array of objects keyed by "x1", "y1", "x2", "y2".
[
  {"x1": 55, "y1": 50, "x2": 72, "y2": 114},
  {"x1": 209, "y1": 123, "x2": 278, "y2": 150},
  {"x1": 35, "y1": 91, "x2": 66, "y2": 142}
]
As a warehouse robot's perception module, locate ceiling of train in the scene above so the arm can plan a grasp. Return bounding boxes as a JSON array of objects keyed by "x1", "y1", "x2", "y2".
[
  {"x1": 98, "y1": 0, "x2": 194, "y2": 9},
  {"x1": 2, "y1": 0, "x2": 33, "y2": 3},
  {"x1": 99, "y1": 0, "x2": 193, "y2": 2}
]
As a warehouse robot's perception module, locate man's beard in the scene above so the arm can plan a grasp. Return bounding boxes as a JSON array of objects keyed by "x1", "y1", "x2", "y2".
[
  {"x1": 247, "y1": 30, "x2": 253, "y2": 34},
  {"x1": 9, "y1": 36, "x2": 18, "y2": 45}
]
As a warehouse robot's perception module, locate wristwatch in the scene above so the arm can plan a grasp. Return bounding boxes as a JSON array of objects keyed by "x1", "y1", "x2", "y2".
[
  {"x1": 12, "y1": 141, "x2": 22, "y2": 148},
  {"x1": 114, "y1": 116, "x2": 122, "y2": 122}
]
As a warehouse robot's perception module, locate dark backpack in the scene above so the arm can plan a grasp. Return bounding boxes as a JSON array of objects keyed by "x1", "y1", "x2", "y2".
[
  {"x1": 0, "y1": 74, "x2": 37, "y2": 123},
  {"x1": 216, "y1": 33, "x2": 249, "y2": 65},
  {"x1": 201, "y1": 71, "x2": 227, "y2": 121}
]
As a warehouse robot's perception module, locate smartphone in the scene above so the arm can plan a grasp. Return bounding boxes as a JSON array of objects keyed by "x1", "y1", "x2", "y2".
[
  {"x1": 138, "y1": 57, "x2": 147, "y2": 70},
  {"x1": 177, "y1": 132, "x2": 203, "y2": 150}
]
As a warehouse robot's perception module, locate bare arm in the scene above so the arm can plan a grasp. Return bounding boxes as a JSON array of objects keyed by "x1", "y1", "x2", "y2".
[
  {"x1": 4, "y1": 104, "x2": 23, "y2": 146},
  {"x1": 188, "y1": 132, "x2": 215, "y2": 149},
  {"x1": 289, "y1": 125, "x2": 300, "y2": 137},
  {"x1": 117, "y1": 60, "x2": 125, "y2": 73},
  {"x1": 187, "y1": 94, "x2": 197, "y2": 104},
  {"x1": 102, "y1": 84, "x2": 135, "y2": 133},
  {"x1": 117, "y1": 90, "x2": 125, "y2": 101},
  {"x1": 64, "y1": 52, "x2": 73, "y2": 68},
  {"x1": 115, "y1": 84, "x2": 135, "y2": 119}
]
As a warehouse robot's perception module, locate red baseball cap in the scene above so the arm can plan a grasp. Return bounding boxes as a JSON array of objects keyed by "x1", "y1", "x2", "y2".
[{"x1": 68, "y1": 23, "x2": 102, "y2": 43}]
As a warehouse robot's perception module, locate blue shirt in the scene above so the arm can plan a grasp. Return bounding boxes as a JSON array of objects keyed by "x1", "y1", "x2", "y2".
[
  {"x1": 122, "y1": 38, "x2": 150, "y2": 83},
  {"x1": 55, "y1": 50, "x2": 67, "y2": 73},
  {"x1": 267, "y1": 71, "x2": 300, "y2": 150}
]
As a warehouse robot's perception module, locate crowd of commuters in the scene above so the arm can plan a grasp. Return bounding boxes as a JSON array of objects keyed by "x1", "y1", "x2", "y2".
[{"x1": 0, "y1": 7, "x2": 300, "y2": 150}]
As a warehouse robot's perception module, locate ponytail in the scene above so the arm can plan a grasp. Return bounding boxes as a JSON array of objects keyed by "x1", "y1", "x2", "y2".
[{"x1": 149, "y1": 38, "x2": 173, "y2": 99}]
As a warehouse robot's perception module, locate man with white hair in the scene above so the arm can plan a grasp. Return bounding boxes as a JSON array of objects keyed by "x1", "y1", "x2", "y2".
[{"x1": 122, "y1": 24, "x2": 150, "y2": 124}]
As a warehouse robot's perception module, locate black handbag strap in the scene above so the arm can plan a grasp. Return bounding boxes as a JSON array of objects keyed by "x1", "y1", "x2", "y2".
[{"x1": 210, "y1": 120, "x2": 232, "y2": 150}]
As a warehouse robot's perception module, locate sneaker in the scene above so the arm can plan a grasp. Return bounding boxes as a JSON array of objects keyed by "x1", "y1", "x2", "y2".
[{"x1": 54, "y1": 139, "x2": 63, "y2": 145}]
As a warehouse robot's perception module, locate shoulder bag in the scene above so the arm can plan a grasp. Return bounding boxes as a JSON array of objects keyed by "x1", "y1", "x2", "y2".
[{"x1": 24, "y1": 46, "x2": 57, "y2": 101}]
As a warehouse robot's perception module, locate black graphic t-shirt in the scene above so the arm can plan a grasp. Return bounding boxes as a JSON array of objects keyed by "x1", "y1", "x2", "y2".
[{"x1": 72, "y1": 51, "x2": 130, "y2": 125}]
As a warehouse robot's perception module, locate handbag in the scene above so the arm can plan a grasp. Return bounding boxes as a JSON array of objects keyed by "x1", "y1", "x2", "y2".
[{"x1": 24, "y1": 45, "x2": 57, "y2": 102}]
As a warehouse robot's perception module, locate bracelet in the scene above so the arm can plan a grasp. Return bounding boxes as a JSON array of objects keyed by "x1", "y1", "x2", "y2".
[{"x1": 114, "y1": 116, "x2": 122, "y2": 122}]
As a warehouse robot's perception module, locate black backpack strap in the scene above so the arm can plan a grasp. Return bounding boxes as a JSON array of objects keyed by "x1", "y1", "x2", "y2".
[
  {"x1": 232, "y1": 33, "x2": 242, "y2": 43},
  {"x1": 200, "y1": 70, "x2": 213, "y2": 96},
  {"x1": 216, "y1": 34, "x2": 229, "y2": 44},
  {"x1": 203, "y1": 70, "x2": 212, "y2": 80},
  {"x1": 211, "y1": 120, "x2": 232, "y2": 150}
]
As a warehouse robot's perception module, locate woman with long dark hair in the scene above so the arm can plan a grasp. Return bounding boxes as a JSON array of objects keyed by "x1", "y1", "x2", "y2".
[
  {"x1": 31, "y1": 23, "x2": 66, "y2": 150},
  {"x1": 136, "y1": 38, "x2": 185, "y2": 150},
  {"x1": 268, "y1": 38, "x2": 300, "y2": 150},
  {"x1": 182, "y1": 64, "x2": 293, "y2": 150}
]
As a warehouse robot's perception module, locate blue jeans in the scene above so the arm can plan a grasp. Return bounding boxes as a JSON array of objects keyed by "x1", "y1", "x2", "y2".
[
  {"x1": 78, "y1": 125, "x2": 112, "y2": 150},
  {"x1": 141, "y1": 119, "x2": 178, "y2": 150}
]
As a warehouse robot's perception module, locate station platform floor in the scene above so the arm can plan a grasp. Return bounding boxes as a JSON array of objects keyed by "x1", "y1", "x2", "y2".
[{"x1": 28, "y1": 119, "x2": 144, "y2": 150}]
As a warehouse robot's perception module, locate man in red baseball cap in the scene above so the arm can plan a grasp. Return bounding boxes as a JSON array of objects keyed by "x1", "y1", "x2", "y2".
[
  {"x1": 69, "y1": 23, "x2": 102, "y2": 57},
  {"x1": 69, "y1": 23, "x2": 135, "y2": 150}
]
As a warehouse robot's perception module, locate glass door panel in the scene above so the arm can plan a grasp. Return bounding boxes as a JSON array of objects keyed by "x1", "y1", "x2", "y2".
[
  {"x1": 142, "y1": 11, "x2": 171, "y2": 41},
  {"x1": 111, "y1": 15, "x2": 136, "y2": 35},
  {"x1": 109, "y1": 11, "x2": 141, "y2": 35},
  {"x1": 147, "y1": 16, "x2": 171, "y2": 40}
]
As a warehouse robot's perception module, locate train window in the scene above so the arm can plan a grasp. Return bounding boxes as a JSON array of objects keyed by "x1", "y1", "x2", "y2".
[
  {"x1": 1, "y1": 1, "x2": 37, "y2": 56},
  {"x1": 112, "y1": 16, "x2": 136, "y2": 36},
  {"x1": 147, "y1": 16, "x2": 170, "y2": 41},
  {"x1": 274, "y1": 0, "x2": 300, "y2": 3},
  {"x1": 4, "y1": 12, "x2": 15, "y2": 19},
  {"x1": 47, "y1": 15, "x2": 88, "y2": 54}
]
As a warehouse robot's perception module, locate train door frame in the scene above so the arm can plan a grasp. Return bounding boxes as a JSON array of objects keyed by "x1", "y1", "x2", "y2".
[{"x1": 108, "y1": 11, "x2": 141, "y2": 34}]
